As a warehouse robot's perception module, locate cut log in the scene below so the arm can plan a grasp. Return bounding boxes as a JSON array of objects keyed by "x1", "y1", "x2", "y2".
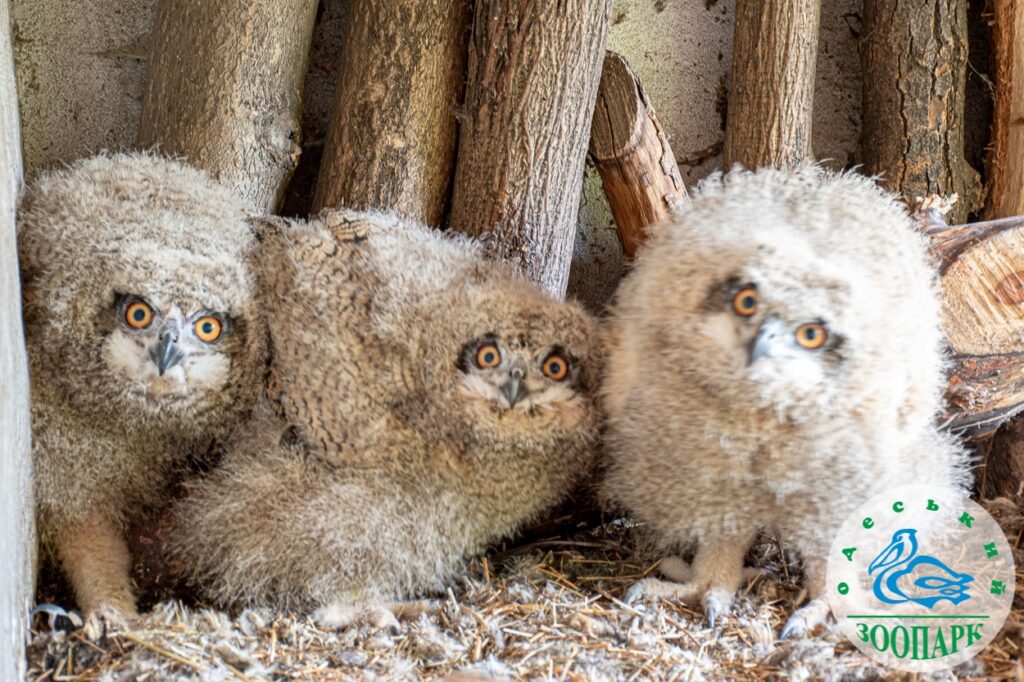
[
  {"x1": 860, "y1": 0, "x2": 982, "y2": 224},
  {"x1": 0, "y1": 3, "x2": 33, "y2": 678},
  {"x1": 449, "y1": 0, "x2": 613, "y2": 298},
  {"x1": 589, "y1": 52, "x2": 687, "y2": 259},
  {"x1": 722, "y1": 0, "x2": 821, "y2": 169},
  {"x1": 926, "y1": 214, "x2": 1024, "y2": 436},
  {"x1": 311, "y1": 0, "x2": 470, "y2": 226},
  {"x1": 985, "y1": 0, "x2": 1024, "y2": 220},
  {"x1": 136, "y1": 0, "x2": 319, "y2": 212}
]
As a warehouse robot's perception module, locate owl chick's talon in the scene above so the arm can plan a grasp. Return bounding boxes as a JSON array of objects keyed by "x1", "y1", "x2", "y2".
[
  {"x1": 780, "y1": 597, "x2": 829, "y2": 640},
  {"x1": 779, "y1": 614, "x2": 806, "y2": 641},
  {"x1": 703, "y1": 590, "x2": 733, "y2": 628},
  {"x1": 623, "y1": 580, "x2": 649, "y2": 605},
  {"x1": 31, "y1": 603, "x2": 83, "y2": 632}
]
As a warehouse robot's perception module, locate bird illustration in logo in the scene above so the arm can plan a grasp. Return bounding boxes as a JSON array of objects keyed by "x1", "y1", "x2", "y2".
[{"x1": 869, "y1": 529, "x2": 974, "y2": 608}]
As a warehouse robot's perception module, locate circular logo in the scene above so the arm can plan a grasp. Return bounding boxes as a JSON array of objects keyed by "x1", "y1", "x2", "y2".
[{"x1": 827, "y1": 485, "x2": 1015, "y2": 673}]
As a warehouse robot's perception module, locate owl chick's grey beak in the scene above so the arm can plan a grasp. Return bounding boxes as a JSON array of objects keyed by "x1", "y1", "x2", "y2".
[
  {"x1": 150, "y1": 325, "x2": 184, "y2": 376},
  {"x1": 748, "y1": 316, "x2": 787, "y2": 366},
  {"x1": 501, "y1": 366, "x2": 529, "y2": 408}
]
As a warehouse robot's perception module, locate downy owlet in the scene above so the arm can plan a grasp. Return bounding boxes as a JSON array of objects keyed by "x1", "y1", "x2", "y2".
[
  {"x1": 170, "y1": 210, "x2": 602, "y2": 623},
  {"x1": 19, "y1": 153, "x2": 267, "y2": 629},
  {"x1": 601, "y1": 166, "x2": 972, "y2": 638}
]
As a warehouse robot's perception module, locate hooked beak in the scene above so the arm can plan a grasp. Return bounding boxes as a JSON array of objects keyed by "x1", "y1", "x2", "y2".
[
  {"x1": 748, "y1": 316, "x2": 785, "y2": 366},
  {"x1": 500, "y1": 367, "x2": 529, "y2": 408},
  {"x1": 150, "y1": 325, "x2": 184, "y2": 376}
]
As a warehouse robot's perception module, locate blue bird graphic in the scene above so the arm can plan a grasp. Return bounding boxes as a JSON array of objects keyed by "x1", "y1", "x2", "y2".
[{"x1": 868, "y1": 529, "x2": 973, "y2": 608}]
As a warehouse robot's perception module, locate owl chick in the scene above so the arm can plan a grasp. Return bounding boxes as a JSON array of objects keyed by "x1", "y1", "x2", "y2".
[
  {"x1": 170, "y1": 210, "x2": 601, "y2": 621},
  {"x1": 601, "y1": 166, "x2": 972, "y2": 638},
  {"x1": 18, "y1": 154, "x2": 267, "y2": 628}
]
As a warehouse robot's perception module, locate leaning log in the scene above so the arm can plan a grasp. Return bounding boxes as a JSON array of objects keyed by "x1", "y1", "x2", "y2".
[
  {"x1": 137, "y1": 0, "x2": 319, "y2": 212},
  {"x1": 589, "y1": 52, "x2": 687, "y2": 259},
  {"x1": 722, "y1": 0, "x2": 821, "y2": 169},
  {"x1": 312, "y1": 0, "x2": 471, "y2": 226},
  {"x1": 449, "y1": 0, "x2": 613, "y2": 298},
  {"x1": 0, "y1": 3, "x2": 33, "y2": 678},
  {"x1": 860, "y1": 0, "x2": 982, "y2": 224}
]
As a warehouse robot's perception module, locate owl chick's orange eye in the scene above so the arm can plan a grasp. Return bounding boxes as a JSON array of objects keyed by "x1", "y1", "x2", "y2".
[
  {"x1": 732, "y1": 287, "x2": 758, "y2": 317},
  {"x1": 542, "y1": 353, "x2": 570, "y2": 381},
  {"x1": 795, "y1": 322, "x2": 828, "y2": 350},
  {"x1": 194, "y1": 316, "x2": 223, "y2": 343},
  {"x1": 124, "y1": 300, "x2": 153, "y2": 329},
  {"x1": 475, "y1": 343, "x2": 501, "y2": 369}
]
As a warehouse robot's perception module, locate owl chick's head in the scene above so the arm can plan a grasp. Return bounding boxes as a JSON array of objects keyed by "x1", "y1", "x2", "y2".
[
  {"x1": 620, "y1": 165, "x2": 944, "y2": 426},
  {"x1": 18, "y1": 153, "x2": 267, "y2": 434},
  {"x1": 435, "y1": 272, "x2": 601, "y2": 448}
]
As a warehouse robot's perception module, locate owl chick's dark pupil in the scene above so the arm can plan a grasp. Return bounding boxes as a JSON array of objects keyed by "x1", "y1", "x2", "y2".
[
  {"x1": 549, "y1": 362, "x2": 561, "y2": 374},
  {"x1": 133, "y1": 309, "x2": 146, "y2": 322},
  {"x1": 484, "y1": 352, "x2": 495, "y2": 363},
  {"x1": 202, "y1": 321, "x2": 214, "y2": 334},
  {"x1": 742, "y1": 296, "x2": 755, "y2": 309}
]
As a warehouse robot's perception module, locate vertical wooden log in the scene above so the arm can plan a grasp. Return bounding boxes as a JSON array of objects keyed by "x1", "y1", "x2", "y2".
[
  {"x1": 589, "y1": 52, "x2": 687, "y2": 259},
  {"x1": 137, "y1": 0, "x2": 319, "y2": 212},
  {"x1": 311, "y1": 0, "x2": 471, "y2": 226},
  {"x1": 449, "y1": 0, "x2": 613, "y2": 298},
  {"x1": 985, "y1": 0, "x2": 1024, "y2": 220},
  {"x1": 0, "y1": 3, "x2": 32, "y2": 678},
  {"x1": 723, "y1": 0, "x2": 822, "y2": 169},
  {"x1": 860, "y1": 0, "x2": 982, "y2": 224}
]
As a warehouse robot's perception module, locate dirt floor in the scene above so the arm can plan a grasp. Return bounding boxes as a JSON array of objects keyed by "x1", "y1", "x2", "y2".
[{"x1": 25, "y1": 500, "x2": 1024, "y2": 681}]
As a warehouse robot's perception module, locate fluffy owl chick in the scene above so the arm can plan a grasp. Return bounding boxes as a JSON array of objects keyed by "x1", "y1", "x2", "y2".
[
  {"x1": 18, "y1": 154, "x2": 266, "y2": 626},
  {"x1": 601, "y1": 166, "x2": 972, "y2": 638},
  {"x1": 171, "y1": 211, "x2": 601, "y2": 620}
]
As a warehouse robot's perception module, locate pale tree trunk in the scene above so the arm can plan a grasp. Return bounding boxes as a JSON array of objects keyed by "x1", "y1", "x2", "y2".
[
  {"x1": 589, "y1": 52, "x2": 687, "y2": 259},
  {"x1": 449, "y1": 0, "x2": 613, "y2": 298},
  {"x1": 312, "y1": 0, "x2": 471, "y2": 227},
  {"x1": 722, "y1": 0, "x2": 821, "y2": 169},
  {"x1": 984, "y1": 0, "x2": 1024, "y2": 220},
  {"x1": 860, "y1": 0, "x2": 982, "y2": 224},
  {"x1": 0, "y1": 3, "x2": 33, "y2": 679},
  {"x1": 137, "y1": 0, "x2": 319, "y2": 212}
]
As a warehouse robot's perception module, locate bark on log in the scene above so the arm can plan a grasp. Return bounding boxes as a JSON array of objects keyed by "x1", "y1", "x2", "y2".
[
  {"x1": 449, "y1": 0, "x2": 613, "y2": 298},
  {"x1": 985, "y1": 0, "x2": 1024, "y2": 220},
  {"x1": 722, "y1": 0, "x2": 821, "y2": 169},
  {"x1": 312, "y1": 0, "x2": 470, "y2": 226},
  {"x1": 589, "y1": 52, "x2": 687, "y2": 259},
  {"x1": 136, "y1": 0, "x2": 319, "y2": 212},
  {"x1": 860, "y1": 0, "x2": 982, "y2": 224},
  {"x1": 0, "y1": 4, "x2": 33, "y2": 678}
]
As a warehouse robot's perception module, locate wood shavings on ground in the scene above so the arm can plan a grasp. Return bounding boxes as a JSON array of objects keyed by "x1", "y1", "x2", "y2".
[{"x1": 26, "y1": 509, "x2": 1023, "y2": 681}]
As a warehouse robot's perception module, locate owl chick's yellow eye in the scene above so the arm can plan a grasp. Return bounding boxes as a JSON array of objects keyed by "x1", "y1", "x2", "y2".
[
  {"x1": 475, "y1": 343, "x2": 501, "y2": 369},
  {"x1": 124, "y1": 300, "x2": 153, "y2": 329},
  {"x1": 795, "y1": 322, "x2": 827, "y2": 350},
  {"x1": 732, "y1": 287, "x2": 758, "y2": 317},
  {"x1": 542, "y1": 353, "x2": 570, "y2": 381},
  {"x1": 194, "y1": 316, "x2": 223, "y2": 343}
]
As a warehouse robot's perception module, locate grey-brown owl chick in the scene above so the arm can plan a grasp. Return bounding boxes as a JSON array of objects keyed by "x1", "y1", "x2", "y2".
[
  {"x1": 170, "y1": 210, "x2": 600, "y2": 620},
  {"x1": 601, "y1": 166, "x2": 973, "y2": 638},
  {"x1": 18, "y1": 153, "x2": 267, "y2": 626}
]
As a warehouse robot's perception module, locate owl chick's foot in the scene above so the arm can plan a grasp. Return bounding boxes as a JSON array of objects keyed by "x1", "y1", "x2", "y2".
[
  {"x1": 314, "y1": 599, "x2": 433, "y2": 633},
  {"x1": 82, "y1": 602, "x2": 135, "y2": 641},
  {"x1": 779, "y1": 597, "x2": 830, "y2": 640},
  {"x1": 658, "y1": 556, "x2": 765, "y2": 586}
]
